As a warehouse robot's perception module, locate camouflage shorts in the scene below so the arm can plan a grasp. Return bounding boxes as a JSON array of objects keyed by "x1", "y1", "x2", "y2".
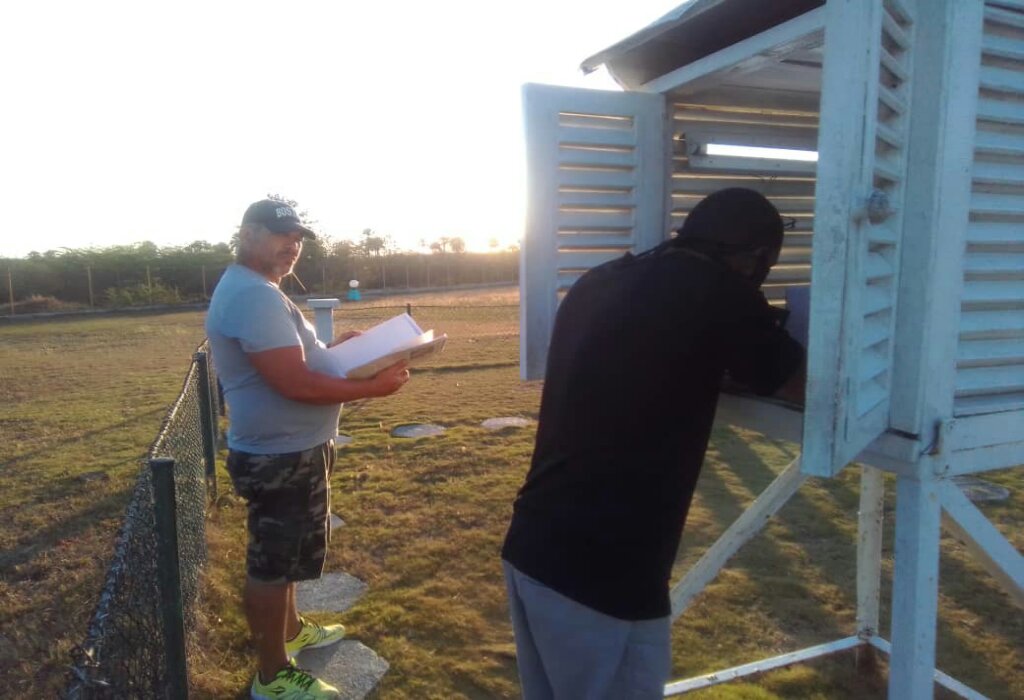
[{"x1": 226, "y1": 440, "x2": 336, "y2": 583}]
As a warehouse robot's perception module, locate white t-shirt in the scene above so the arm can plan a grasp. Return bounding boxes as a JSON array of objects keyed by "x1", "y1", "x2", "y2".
[{"x1": 205, "y1": 264, "x2": 340, "y2": 453}]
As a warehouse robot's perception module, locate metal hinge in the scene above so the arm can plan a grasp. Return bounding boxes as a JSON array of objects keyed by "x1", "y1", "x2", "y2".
[{"x1": 925, "y1": 418, "x2": 955, "y2": 457}]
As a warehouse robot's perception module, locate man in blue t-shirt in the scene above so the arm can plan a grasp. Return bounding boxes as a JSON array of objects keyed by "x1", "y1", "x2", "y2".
[
  {"x1": 206, "y1": 199, "x2": 410, "y2": 699},
  {"x1": 502, "y1": 188, "x2": 805, "y2": 699}
]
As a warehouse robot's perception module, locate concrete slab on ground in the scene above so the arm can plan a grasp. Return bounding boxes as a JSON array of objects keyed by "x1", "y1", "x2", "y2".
[
  {"x1": 296, "y1": 572, "x2": 368, "y2": 613},
  {"x1": 954, "y1": 476, "x2": 1010, "y2": 502},
  {"x1": 391, "y1": 423, "x2": 446, "y2": 438},
  {"x1": 480, "y1": 416, "x2": 533, "y2": 431},
  {"x1": 296, "y1": 640, "x2": 389, "y2": 700}
]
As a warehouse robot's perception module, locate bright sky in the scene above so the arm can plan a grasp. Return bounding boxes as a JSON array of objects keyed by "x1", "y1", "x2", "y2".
[{"x1": 0, "y1": 0, "x2": 683, "y2": 257}]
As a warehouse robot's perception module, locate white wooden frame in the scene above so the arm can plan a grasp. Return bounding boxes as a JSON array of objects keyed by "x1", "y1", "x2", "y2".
[
  {"x1": 520, "y1": 1, "x2": 1023, "y2": 697},
  {"x1": 637, "y1": 8, "x2": 826, "y2": 95},
  {"x1": 662, "y1": 441, "x2": 1020, "y2": 699}
]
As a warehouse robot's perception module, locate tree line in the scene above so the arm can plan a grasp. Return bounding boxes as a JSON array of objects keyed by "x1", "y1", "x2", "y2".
[{"x1": 2, "y1": 233, "x2": 519, "y2": 313}]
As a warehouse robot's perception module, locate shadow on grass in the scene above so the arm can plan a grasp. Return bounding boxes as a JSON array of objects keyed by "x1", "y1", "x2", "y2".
[
  {"x1": 0, "y1": 486, "x2": 134, "y2": 574},
  {"x1": 0, "y1": 407, "x2": 166, "y2": 472},
  {"x1": 930, "y1": 546, "x2": 1024, "y2": 698},
  {"x1": 418, "y1": 361, "x2": 519, "y2": 374},
  {"x1": 685, "y1": 450, "x2": 851, "y2": 644},
  {"x1": 690, "y1": 426, "x2": 1021, "y2": 698}
]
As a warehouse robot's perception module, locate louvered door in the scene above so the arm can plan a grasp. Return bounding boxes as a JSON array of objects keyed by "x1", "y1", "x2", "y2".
[
  {"x1": 802, "y1": 0, "x2": 915, "y2": 477},
  {"x1": 955, "y1": 1, "x2": 1024, "y2": 416},
  {"x1": 520, "y1": 84, "x2": 669, "y2": 380}
]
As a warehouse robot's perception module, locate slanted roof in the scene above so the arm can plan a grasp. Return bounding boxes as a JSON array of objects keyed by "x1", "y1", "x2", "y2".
[{"x1": 581, "y1": 0, "x2": 824, "y2": 89}]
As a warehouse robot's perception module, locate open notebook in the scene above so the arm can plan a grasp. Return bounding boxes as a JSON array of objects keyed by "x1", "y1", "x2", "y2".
[{"x1": 325, "y1": 313, "x2": 447, "y2": 379}]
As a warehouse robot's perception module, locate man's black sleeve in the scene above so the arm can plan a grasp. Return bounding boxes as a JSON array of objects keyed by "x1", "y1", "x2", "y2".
[{"x1": 717, "y1": 280, "x2": 805, "y2": 396}]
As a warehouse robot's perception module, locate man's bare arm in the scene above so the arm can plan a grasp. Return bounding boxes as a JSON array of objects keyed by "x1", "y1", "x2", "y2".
[{"x1": 247, "y1": 346, "x2": 408, "y2": 404}]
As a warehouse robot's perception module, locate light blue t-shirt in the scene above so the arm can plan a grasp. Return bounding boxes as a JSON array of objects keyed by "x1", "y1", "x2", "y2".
[{"x1": 205, "y1": 264, "x2": 340, "y2": 453}]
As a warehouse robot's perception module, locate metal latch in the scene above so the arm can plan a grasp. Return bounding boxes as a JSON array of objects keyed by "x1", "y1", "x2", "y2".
[{"x1": 852, "y1": 189, "x2": 894, "y2": 225}]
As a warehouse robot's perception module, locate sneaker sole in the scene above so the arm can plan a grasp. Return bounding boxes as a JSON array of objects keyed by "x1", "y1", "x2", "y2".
[{"x1": 252, "y1": 690, "x2": 339, "y2": 700}]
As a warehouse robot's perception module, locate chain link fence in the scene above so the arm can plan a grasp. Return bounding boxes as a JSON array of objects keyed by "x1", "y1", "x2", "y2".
[{"x1": 65, "y1": 344, "x2": 216, "y2": 699}]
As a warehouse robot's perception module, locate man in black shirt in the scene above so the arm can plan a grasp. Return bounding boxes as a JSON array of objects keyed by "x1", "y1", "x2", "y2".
[{"x1": 502, "y1": 188, "x2": 804, "y2": 699}]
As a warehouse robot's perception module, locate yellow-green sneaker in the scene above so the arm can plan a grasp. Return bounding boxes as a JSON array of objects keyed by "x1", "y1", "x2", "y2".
[
  {"x1": 285, "y1": 616, "x2": 346, "y2": 659},
  {"x1": 251, "y1": 665, "x2": 339, "y2": 699}
]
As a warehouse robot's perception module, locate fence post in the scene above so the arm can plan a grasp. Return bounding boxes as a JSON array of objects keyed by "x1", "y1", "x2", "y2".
[
  {"x1": 150, "y1": 458, "x2": 189, "y2": 699},
  {"x1": 193, "y1": 352, "x2": 218, "y2": 499},
  {"x1": 406, "y1": 303, "x2": 412, "y2": 317}
]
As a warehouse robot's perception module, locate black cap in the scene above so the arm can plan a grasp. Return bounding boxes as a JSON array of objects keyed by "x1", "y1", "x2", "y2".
[
  {"x1": 241, "y1": 199, "x2": 316, "y2": 239},
  {"x1": 675, "y1": 188, "x2": 783, "y2": 251}
]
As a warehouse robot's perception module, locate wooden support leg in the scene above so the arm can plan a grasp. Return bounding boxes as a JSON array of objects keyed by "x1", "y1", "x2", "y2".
[
  {"x1": 856, "y1": 465, "x2": 885, "y2": 671},
  {"x1": 857, "y1": 465, "x2": 885, "y2": 636},
  {"x1": 888, "y1": 474, "x2": 942, "y2": 700}
]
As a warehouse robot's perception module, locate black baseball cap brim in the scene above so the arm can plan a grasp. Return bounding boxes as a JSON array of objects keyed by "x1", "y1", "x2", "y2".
[{"x1": 263, "y1": 219, "x2": 317, "y2": 239}]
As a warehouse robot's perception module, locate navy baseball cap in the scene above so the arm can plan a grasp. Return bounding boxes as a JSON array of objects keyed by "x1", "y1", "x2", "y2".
[{"x1": 241, "y1": 199, "x2": 316, "y2": 239}]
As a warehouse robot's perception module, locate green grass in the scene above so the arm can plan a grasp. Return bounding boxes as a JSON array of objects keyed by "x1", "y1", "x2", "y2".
[
  {"x1": 0, "y1": 311, "x2": 208, "y2": 695},
  {"x1": 1, "y1": 289, "x2": 1021, "y2": 699}
]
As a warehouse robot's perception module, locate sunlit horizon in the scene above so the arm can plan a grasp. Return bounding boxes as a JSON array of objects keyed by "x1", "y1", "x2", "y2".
[{"x1": 0, "y1": 0, "x2": 685, "y2": 259}]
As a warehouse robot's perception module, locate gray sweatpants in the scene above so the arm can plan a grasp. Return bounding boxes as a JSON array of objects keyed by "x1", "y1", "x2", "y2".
[{"x1": 503, "y1": 561, "x2": 671, "y2": 700}]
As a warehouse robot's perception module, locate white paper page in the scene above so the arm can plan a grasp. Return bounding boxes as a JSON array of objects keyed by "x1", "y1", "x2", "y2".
[
  {"x1": 325, "y1": 313, "x2": 426, "y2": 377},
  {"x1": 344, "y1": 331, "x2": 446, "y2": 379}
]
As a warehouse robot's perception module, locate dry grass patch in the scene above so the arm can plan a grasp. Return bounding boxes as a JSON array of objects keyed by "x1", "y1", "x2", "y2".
[{"x1": 0, "y1": 311, "x2": 207, "y2": 695}]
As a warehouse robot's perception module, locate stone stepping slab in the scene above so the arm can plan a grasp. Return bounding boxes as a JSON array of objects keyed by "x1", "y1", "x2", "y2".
[
  {"x1": 480, "y1": 416, "x2": 534, "y2": 430},
  {"x1": 296, "y1": 572, "x2": 368, "y2": 613},
  {"x1": 296, "y1": 573, "x2": 385, "y2": 698},
  {"x1": 954, "y1": 476, "x2": 1010, "y2": 502},
  {"x1": 390, "y1": 423, "x2": 446, "y2": 438},
  {"x1": 295, "y1": 640, "x2": 389, "y2": 700}
]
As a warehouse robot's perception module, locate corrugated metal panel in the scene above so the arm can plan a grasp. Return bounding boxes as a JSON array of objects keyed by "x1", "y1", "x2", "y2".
[
  {"x1": 670, "y1": 100, "x2": 819, "y2": 307},
  {"x1": 955, "y1": 2, "x2": 1024, "y2": 415}
]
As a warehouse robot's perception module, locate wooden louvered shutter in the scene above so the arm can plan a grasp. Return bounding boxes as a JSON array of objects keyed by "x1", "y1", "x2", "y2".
[
  {"x1": 802, "y1": 0, "x2": 915, "y2": 476},
  {"x1": 520, "y1": 84, "x2": 669, "y2": 380},
  {"x1": 955, "y1": 1, "x2": 1024, "y2": 416}
]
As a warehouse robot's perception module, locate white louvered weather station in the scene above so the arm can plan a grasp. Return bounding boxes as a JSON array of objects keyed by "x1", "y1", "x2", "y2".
[{"x1": 519, "y1": 1, "x2": 1023, "y2": 698}]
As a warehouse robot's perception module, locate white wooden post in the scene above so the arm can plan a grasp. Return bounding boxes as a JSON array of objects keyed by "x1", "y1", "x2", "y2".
[
  {"x1": 888, "y1": 472, "x2": 942, "y2": 699},
  {"x1": 307, "y1": 298, "x2": 340, "y2": 343},
  {"x1": 856, "y1": 465, "x2": 885, "y2": 637},
  {"x1": 520, "y1": 85, "x2": 561, "y2": 381}
]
